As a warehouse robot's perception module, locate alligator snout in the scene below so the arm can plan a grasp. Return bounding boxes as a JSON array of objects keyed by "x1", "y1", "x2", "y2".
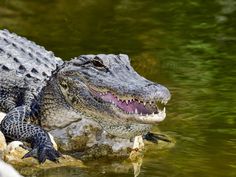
[{"x1": 142, "y1": 82, "x2": 171, "y2": 104}]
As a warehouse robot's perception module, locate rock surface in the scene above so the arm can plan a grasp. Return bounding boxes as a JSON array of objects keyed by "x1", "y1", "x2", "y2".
[
  {"x1": 3, "y1": 140, "x2": 83, "y2": 166},
  {"x1": 50, "y1": 118, "x2": 134, "y2": 159},
  {"x1": 0, "y1": 110, "x2": 174, "y2": 177},
  {"x1": 0, "y1": 136, "x2": 84, "y2": 176},
  {"x1": 1, "y1": 111, "x2": 134, "y2": 162},
  {"x1": 0, "y1": 112, "x2": 5, "y2": 122},
  {"x1": 0, "y1": 160, "x2": 23, "y2": 177},
  {"x1": 0, "y1": 131, "x2": 6, "y2": 159},
  {"x1": 1, "y1": 110, "x2": 135, "y2": 160},
  {"x1": 0, "y1": 113, "x2": 6, "y2": 159}
]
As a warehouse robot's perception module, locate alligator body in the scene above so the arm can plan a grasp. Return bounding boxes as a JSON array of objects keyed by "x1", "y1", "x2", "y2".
[{"x1": 0, "y1": 30, "x2": 171, "y2": 163}]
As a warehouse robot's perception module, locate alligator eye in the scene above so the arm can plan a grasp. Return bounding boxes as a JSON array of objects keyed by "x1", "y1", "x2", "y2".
[{"x1": 91, "y1": 59, "x2": 105, "y2": 68}]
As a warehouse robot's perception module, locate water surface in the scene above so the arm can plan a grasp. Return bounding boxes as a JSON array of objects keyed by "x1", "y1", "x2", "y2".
[{"x1": 0, "y1": 0, "x2": 235, "y2": 176}]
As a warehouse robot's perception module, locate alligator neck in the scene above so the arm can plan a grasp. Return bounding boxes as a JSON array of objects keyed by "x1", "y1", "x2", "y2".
[{"x1": 40, "y1": 78, "x2": 83, "y2": 130}]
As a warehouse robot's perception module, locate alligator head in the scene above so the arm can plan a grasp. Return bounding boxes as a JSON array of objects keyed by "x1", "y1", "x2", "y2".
[{"x1": 57, "y1": 54, "x2": 171, "y2": 137}]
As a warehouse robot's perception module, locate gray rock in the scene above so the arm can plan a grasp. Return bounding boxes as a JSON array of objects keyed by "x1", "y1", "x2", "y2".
[{"x1": 50, "y1": 118, "x2": 134, "y2": 159}]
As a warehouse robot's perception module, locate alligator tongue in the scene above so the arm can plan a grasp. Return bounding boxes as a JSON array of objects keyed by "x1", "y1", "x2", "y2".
[{"x1": 97, "y1": 92, "x2": 153, "y2": 114}]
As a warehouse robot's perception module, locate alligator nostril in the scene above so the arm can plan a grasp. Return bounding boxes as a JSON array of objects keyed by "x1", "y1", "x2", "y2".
[
  {"x1": 144, "y1": 82, "x2": 171, "y2": 102},
  {"x1": 161, "y1": 86, "x2": 171, "y2": 101},
  {"x1": 145, "y1": 83, "x2": 154, "y2": 87}
]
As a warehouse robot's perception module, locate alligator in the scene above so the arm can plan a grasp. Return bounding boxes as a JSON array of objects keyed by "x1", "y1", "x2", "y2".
[{"x1": 0, "y1": 29, "x2": 171, "y2": 163}]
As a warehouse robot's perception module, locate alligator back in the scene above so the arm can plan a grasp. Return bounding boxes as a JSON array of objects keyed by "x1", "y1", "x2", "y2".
[
  {"x1": 0, "y1": 30, "x2": 63, "y2": 81},
  {"x1": 0, "y1": 30, "x2": 64, "y2": 111}
]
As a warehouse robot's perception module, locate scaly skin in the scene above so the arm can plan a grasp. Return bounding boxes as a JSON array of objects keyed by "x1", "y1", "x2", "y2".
[
  {"x1": 0, "y1": 30, "x2": 62, "y2": 163},
  {"x1": 0, "y1": 30, "x2": 171, "y2": 163}
]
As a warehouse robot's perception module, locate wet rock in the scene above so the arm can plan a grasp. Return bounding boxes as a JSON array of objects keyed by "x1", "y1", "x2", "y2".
[
  {"x1": 4, "y1": 140, "x2": 83, "y2": 166},
  {"x1": 0, "y1": 112, "x2": 5, "y2": 122},
  {"x1": 48, "y1": 133, "x2": 58, "y2": 150},
  {"x1": 0, "y1": 111, "x2": 173, "y2": 165},
  {"x1": 0, "y1": 131, "x2": 7, "y2": 159},
  {"x1": 4, "y1": 141, "x2": 32, "y2": 164},
  {"x1": 0, "y1": 113, "x2": 7, "y2": 159},
  {"x1": 14, "y1": 154, "x2": 84, "y2": 176},
  {"x1": 3, "y1": 140, "x2": 84, "y2": 176},
  {"x1": 129, "y1": 135, "x2": 144, "y2": 162},
  {"x1": 3, "y1": 136, "x2": 57, "y2": 164},
  {"x1": 50, "y1": 118, "x2": 134, "y2": 159},
  {"x1": 0, "y1": 160, "x2": 23, "y2": 177}
]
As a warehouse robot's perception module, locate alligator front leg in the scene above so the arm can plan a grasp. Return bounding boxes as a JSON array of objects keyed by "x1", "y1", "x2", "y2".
[{"x1": 0, "y1": 106, "x2": 61, "y2": 163}]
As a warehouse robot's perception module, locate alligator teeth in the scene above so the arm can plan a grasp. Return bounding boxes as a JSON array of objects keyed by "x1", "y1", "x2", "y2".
[
  {"x1": 126, "y1": 100, "x2": 129, "y2": 104},
  {"x1": 143, "y1": 102, "x2": 146, "y2": 106},
  {"x1": 134, "y1": 108, "x2": 138, "y2": 114},
  {"x1": 134, "y1": 106, "x2": 167, "y2": 123}
]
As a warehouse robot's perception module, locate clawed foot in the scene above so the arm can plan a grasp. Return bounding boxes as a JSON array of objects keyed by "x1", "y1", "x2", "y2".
[
  {"x1": 22, "y1": 144, "x2": 61, "y2": 164},
  {"x1": 143, "y1": 132, "x2": 171, "y2": 143}
]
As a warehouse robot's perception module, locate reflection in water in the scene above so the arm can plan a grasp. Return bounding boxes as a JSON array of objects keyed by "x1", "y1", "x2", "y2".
[{"x1": 0, "y1": 0, "x2": 236, "y2": 176}]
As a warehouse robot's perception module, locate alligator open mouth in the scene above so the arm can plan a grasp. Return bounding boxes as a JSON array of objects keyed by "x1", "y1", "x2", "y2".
[{"x1": 91, "y1": 88, "x2": 167, "y2": 123}]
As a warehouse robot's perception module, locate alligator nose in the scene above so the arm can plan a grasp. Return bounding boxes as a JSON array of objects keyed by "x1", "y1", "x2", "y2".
[
  {"x1": 159, "y1": 85, "x2": 171, "y2": 102},
  {"x1": 144, "y1": 83, "x2": 171, "y2": 103}
]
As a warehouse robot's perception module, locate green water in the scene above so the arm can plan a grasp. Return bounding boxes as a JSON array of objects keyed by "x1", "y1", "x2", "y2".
[{"x1": 0, "y1": 0, "x2": 236, "y2": 176}]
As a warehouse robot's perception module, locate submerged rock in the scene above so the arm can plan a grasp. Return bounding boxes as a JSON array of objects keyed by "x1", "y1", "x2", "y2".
[{"x1": 13, "y1": 154, "x2": 84, "y2": 176}]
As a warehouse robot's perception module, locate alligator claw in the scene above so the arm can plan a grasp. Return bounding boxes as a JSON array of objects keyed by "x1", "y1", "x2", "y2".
[
  {"x1": 143, "y1": 132, "x2": 171, "y2": 143},
  {"x1": 22, "y1": 144, "x2": 61, "y2": 163}
]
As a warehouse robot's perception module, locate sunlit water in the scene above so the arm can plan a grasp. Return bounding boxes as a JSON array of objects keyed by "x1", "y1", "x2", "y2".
[{"x1": 0, "y1": 0, "x2": 236, "y2": 176}]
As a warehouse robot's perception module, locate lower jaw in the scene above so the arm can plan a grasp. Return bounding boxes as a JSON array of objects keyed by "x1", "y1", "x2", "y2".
[
  {"x1": 113, "y1": 107, "x2": 166, "y2": 124},
  {"x1": 82, "y1": 111, "x2": 155, "y2": 138},
  {"x1": 133, "y1": 111, "x2": 166, "y2": 124}
]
